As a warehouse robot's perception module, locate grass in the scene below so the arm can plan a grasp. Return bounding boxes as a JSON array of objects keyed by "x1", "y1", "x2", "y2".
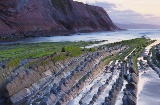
[
  {"x1": 61, "y1": 46, "x2": 82, "y2": 57},
  {"x1": 0, "y1": 41, "x2": 101, "y2": 85},
  {"x1": 0, "y1": 38, "x2": 155, "y2": 84},
  {"x1": 101, "y1": 55, "x2": 111, "y2": 62},
  {"x1": 0, "y1": 41, "x2": 100, "y2": 77},
  {"x1": 0, "y1": 41, "x2": 99, "y2": 62},
  {"x1": 6, "y1": 57, "x2": 20, "y2": 71},
  {"x1": 106, "y1": 38, "x2": 155, "y2": 72},
  {"x1": 105, "y1": 58, "x2": 114, "y2": 65}
]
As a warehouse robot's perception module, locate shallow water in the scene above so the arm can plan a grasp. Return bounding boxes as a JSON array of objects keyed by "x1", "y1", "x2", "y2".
[
  {"x1": 138, "y1": 69, "x2": 160, "y2": 105},
  {"x1": 1, "y1": 29, "x2": 160, "y2": 44}
]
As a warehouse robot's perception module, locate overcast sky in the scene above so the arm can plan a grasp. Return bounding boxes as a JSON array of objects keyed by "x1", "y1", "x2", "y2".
[{"x1": 74, "y1": 0, "x2": 160, "y2": 25}]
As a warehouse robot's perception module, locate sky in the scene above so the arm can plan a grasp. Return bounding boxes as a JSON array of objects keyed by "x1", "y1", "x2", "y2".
[{"x1": 74, "y1": 0, "x2": 160, "y2": 25}]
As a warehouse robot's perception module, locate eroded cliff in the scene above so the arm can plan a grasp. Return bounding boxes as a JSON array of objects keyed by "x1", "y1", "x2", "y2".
[{"x1": 0, "y1": 0, "x2": 120, "y2": 39}]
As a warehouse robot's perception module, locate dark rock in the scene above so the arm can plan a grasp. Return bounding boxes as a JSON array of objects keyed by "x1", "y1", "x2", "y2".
[
  {"x1": 130, "y1": 73, "x2": 138, "y2": 84},
  {"x1": 79, "y1": 100, "x2": 82, "y2": 104},
  {"x1": 130, "y1": 90, "x2": 137, "y2": 98},
  {"x1": 105, "y1": 97, "x2": 110, "y2": 102},
  {"x1": 126, "y1": 82, "x2": 137, "y2": 91},
  {"x1": 0, "y1": 98, "x2": 5, "y2": 105},
  {"x1": 124, "y1": 74, "x2": 128, "y2": 80},
  {"x1": 0, "y1": 0, "x2": 120, "y2": 39},
  {"x1": 129, "y1": 67, "x2": 138, "y2": 75},
  {"x1": 127, "y1": 93, "x2": 136, "y2": 105},
  {"x1": 55, "y1": 101, "x2": 62, "y2": 105},
  {"x1": 90, "y1": 100, "x2": 94, "y2": 104},
  {"x1": 92, "y1": 94, "x2": 99, "y2": 101},
  {"x1": 122, "y1": 95, "x2": 128, "y2": 105},
  {"x1": 98, "y1": 86, "x2": 105, "y2": 93}
]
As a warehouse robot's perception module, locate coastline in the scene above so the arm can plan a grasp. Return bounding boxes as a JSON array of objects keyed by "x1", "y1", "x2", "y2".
[
  {"x1": 138, "y1": 39, "x2": 160, "y2": 105},
  {"x1": 0, "y1": 29, "x2": 122, "y2": 43},
  {"x1": 138, "y1": 68, "x2": 160, "y2": 105},
  {"x1": 0, "y1": 37, "x2": 156, "y2": 105}
]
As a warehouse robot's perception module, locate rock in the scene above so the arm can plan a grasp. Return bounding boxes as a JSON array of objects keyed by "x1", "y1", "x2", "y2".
[
  {"x1": 123, "y1": 84, "x2": 137, "y2": 105},
  {"x1": 122, "y1": 95, "x2": 128, "y2": 105},
  {"x1": 124, "y1": 74, "x2": 128, "y2": 80},
  {"x1": 10, "y1": 88, "x2": 31, "y2": 104},
  {"x1": 56, "y1": 101, "x2": 62, "y2": 105},
  {"x1": 92, "y1": 94, "x2": 99, "y2": 101},
  {"x1": 6, "y1": 69, "x2": 42, "y2": 97},
  {"x1": 123, "y1": 89, "x2": 128, "y2": 95},
  {"x1": 130, "y1": 73, "x2": 138, "y2": 84},
  {"x1": 79, "y1": 100, "x2": 82, "y2": 104},
  {"x1": 105, "y1": 97, "x2": 110, "y2": 102},
  {"x1": 98, "y1": 86, "x2": 105, "y2": 93},
  {"x1": 45, "y1": 93, "x2": 56, "y2": 104},
  {"x1": 129, "y1": 67, "x2": 138, "y2": 75},
  {"x1": 130, "y1": 90, "x2": 137, "y2": 98},
  {"x1": 90, "y1": 100, "x2": 94, "y2": 105},
  {"x1": 126, "y1": 82, "x2": 137, "y2": 91},
  {"x1": 43, "y1": 70, "x2": 52, "y2": 77},
  {"x1": 0, "y1": 98, "x2": 5, "y2": 105},
  {"x1": 0, "y1": 0, "x2": 120, "y2": 39},
  {"x1": 127, "y1": 93, "x2": 137, "y2": 105}
]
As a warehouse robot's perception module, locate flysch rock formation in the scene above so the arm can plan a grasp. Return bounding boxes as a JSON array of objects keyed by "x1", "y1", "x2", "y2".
[
  {"x1": 0, "y1": 45, "x2": 126, "y2": 105},
  {"x1": 0, "y1": 0, "x2": 120, "y2": 39}
]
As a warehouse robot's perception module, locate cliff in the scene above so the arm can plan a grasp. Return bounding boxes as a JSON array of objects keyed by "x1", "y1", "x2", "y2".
[{"x1": 0, "y1": 0, "x2": 120, "y2": 39}]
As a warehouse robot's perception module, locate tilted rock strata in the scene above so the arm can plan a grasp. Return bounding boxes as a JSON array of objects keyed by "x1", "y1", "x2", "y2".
[
  {"x1": 123, "y1": 65, "x2": 138, "y2": 105},
  {"x1": 4, "y1": 46, "x2": 126, "y2": 105}
]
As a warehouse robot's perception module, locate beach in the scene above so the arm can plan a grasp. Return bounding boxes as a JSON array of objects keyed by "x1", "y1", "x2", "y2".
[
  {"x1": 138, "y1": 39, "x2": 160, "y2": 105},
  {"x1": 138, "y1": 68, "x2": 160, "y2": 105}
]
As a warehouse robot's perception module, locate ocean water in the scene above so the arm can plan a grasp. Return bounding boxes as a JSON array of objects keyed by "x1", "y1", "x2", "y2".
[{"x1": 1, "y1": 29, "x2": 160, "y2": 44}]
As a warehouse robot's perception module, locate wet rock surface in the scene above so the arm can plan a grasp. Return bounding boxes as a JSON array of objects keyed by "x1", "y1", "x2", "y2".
[
  {"x1": 122, "y1": 61, "x2": 138, "y2": 105},
  {"x1": 0, "y1": 45, "x2": 128, "y2": 105}
]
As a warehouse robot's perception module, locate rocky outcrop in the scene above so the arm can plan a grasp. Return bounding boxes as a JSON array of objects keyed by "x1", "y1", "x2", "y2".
[
  {"x1": 0, "y1": 45, "x2": 125, "y2": 105},
  {"x1": 103, "y1": 72, "x2": 124, "y2": 105},
  {"x1": 123, "y1": 66, "x2": 138, "y2": 105},
  {"x1": 0, "y1": 0, "x2": 120, "y2": 39}
]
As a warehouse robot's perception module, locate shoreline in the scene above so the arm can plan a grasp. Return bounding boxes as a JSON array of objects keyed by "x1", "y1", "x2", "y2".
[
  {"x1": 138, "y1": 39, "x2": 160, "y2": 105},
  {"x1": 0, "y1": 37, "x2": 159, "y2": 105},
  {"x1": 138, "y1": 68, "x2": 160, "y2": 105},
  {"x1": 1, "y1": 29, "x2": 160, "y2": 45},
  {"x1": 0, "y1": 30, "x2": 123, "y2": 43}
]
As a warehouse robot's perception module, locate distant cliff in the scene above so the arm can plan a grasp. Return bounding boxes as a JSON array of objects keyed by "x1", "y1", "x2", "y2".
[
  {"x1": 116, "y1": 23, "x2": 160, "y2": 29},
  {"x1": 0, "y1": 0, "x2": 120, "y2": 39}
]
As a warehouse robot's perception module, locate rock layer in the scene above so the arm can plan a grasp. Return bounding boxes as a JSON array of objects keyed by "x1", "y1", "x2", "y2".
[
  {"x1": 1, "y1": 45, "x2": 125, "y2": 105},
  {"x1": 0, "y1": 0, "x2": 120, "y2": 39}
]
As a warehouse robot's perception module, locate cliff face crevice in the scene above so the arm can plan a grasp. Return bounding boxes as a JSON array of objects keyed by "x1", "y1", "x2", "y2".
[{"x1": 0, "y1": 0, "x2": 120, "y2": 39}]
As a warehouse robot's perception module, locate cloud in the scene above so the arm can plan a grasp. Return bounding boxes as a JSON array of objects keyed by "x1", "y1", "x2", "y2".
[
  {"x1": 88, "y1": 1, "x2": 117, "y2": 11},
  {"x1": 87, "y1": 1, "x2": 160, "y2": 25}
]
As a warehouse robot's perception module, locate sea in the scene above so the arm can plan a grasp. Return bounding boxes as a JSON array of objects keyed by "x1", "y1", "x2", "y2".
[{"x1": 0, "y1": 29, "x2": 160, "y2": 44}]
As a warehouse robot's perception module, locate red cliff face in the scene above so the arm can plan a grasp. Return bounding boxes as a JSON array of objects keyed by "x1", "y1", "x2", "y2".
[{"x1": 0, "y1": 0, "x2": 120, "y2": 39}]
